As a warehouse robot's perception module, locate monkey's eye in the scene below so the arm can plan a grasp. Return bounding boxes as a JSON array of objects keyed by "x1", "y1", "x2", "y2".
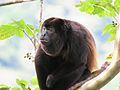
[
  {"x1": 45, "y1": 26, "x2": 54, "y2": 32},
  {"x1": 42, "y1": 27, "x2": 46, "y2": 31},
  {"x1": 48, "y1": 27, "x2": 52, "y2": 31}
]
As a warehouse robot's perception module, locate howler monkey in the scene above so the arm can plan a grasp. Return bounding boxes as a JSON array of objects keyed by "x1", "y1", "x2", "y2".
[{"x1": 35, "y1": 17, "x2": 97, "y2": 90}]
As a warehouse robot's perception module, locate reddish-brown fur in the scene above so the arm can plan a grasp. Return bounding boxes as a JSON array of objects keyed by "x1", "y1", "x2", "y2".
[{"x1": 35, "y1": 17, "x2": 97, "y2": 90}]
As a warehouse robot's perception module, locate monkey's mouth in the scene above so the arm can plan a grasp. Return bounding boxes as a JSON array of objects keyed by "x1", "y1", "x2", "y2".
[{"x1": 40, "y1": 39, "x2": 48, "y2": 45}]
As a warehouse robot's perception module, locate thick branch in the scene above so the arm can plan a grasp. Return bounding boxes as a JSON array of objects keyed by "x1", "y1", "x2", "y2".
[
  {"x1": 68, "y1": 11, "x2": 120, "y2": 90},
  {"x1": 79, "y1": 12, "x2": 120, "y2": 90},
  {"x1": 67, "y1": 62, "x2": 111, "y2": 90},
  {"x1": 0, "y1": 0, "x2": 36, "y2": 7}
]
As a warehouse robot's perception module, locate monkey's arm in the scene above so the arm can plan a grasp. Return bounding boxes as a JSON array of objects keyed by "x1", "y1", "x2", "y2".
[{"x1": 46, "y1": 60, "x2": 87, "y2": 88}]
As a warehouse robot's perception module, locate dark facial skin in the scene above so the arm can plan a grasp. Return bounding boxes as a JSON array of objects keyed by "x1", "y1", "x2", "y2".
[{"x1": 40, "y1": 26, "x2": 56, "y2": 45}]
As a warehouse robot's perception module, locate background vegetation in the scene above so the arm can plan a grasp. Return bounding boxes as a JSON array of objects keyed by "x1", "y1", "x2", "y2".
[{"x1": 0, "y1": 0, "x2": 120, "y2": 90}]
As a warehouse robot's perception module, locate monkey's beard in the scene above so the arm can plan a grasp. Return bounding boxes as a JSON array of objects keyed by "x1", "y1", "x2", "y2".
[{"x1": 41, "y1": 39, "x2": 64, "y2": 57}]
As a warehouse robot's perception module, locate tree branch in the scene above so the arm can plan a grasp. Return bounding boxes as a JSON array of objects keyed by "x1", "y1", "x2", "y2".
[
  {"x1": 0, "y1": 0, "x2": 36, "y2": 7},
  {"x1": 39, "y1": 0, "x2": 43, "y2": 23},
  {"x1": 68, "y1": 11, "x2": 120, "y2": 90},
  {"x1": 80, "y1": 11, "x2": 120, "y2": 90},
  {"x1": 67, "y1": 62, "x2": 111, "y2": 90}
]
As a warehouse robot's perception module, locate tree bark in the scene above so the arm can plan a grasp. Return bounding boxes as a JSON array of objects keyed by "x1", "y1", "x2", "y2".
[
  {"x1": 68, "y1": 11, "x2": 120, "y2": 90},
  {"x1": 79, "y1": 11, "x2": 120, "y2": 90},
  {"x1": 0, "y1": 0, "x2": 36, "y2": 7}
]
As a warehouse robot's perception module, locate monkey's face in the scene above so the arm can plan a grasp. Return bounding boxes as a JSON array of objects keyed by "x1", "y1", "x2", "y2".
[{"x1": 40, "y1": 24, "x2": 65, "y2": 56}]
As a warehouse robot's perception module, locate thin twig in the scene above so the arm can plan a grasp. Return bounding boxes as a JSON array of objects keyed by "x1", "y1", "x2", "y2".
[
  {"x1": 26, "y1": 25, "x2": 40, "y2": 45},
  {"x1": 22, "y1": 30, "x2": 35, "y2": 46},
  {"x1": 0, "y1": 0, "x2": 36, "y2": 7},
  {"x1": 39, "y1": 0, "x2": 43, "y2": 24},
  {"x1": 23, "y1": 29, "x2": 38, "y2": 51},
  {"x1": 12, "y1": 19, "x2": 37, "y2": 50}
]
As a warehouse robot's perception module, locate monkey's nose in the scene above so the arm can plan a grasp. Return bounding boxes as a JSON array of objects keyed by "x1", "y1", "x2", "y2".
[
  {"x1": 40, "y1": 35, "x2": 44, "y2": 40},
  {"x1": 40, "y1": 36, "x2": 48, "y2": 45}
]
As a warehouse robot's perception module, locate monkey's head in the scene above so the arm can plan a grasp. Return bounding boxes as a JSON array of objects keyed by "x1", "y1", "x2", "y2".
[{"x1": 40, "y1": 17, "x2": 70, "y2": 56}]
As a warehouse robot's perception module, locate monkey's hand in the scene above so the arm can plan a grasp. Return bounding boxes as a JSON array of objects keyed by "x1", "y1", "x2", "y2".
[{"x1": 46, "y1": 74, "x2": 55, "y2": 88}]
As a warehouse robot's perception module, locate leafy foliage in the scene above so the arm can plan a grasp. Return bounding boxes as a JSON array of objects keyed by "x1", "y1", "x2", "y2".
[
  {"x1": 102, "y1": 24, "x2": 116, "y2": 41},
  {"x1": 0, "y1": 0, "x2": 120, "y2": 90},
  {"x1": 76, "y1": 0, "x2": 119, "y2": 17},
  {"x1": 12, "y1": 87, "x2": 20, "y2": 90},
  {"x1": 114, "y1": 0, "x2": 120, "y2": 11},
  {"x1": 30, "y1": 76, "x2": 39, "y2": 85},
  {"x1": 76, "y1": 1, "x2": 94, "y2": 14},
  {"x1": 16, "y1": 79, "x2": 28, "y2": 90},
  {"x1": 0, "y1": 19, "x2": 40, "y2": 50},
  {"x1": 0, "y1": 19, "x2": 40, "y2": 40},
  {"x1": 0, "y1": 77, "x2": 40, "y2": 90},
  {"x1": 0, "y1": 84, "x2": 9, "y2": 90},
  {"x1": 76, "y1": 0, "x2": 120, "y2": 41}
]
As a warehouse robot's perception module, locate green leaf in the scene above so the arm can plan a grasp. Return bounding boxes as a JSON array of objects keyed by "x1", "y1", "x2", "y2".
[
  {"x1": 35, "y1": 28, "x2": 40, "y2": 33},
  {"x1": 12, "y1": 87, "x2": 20, "y2": 90},
  {"x1": 16, "y1": 79, "x2": 28, "y2": 90},
  {"x1": 102, "y1": 24, "x2": 113, "y2": 34},
  {"x1": 0, "y1": 25, "x2": 17, "y2": 40},
  {"x1": 108, "y1": 26, "x2": 116, "y2": 34},
  {"x1": 27, "y1": 24, "x2": 34, "y2": 30},
  {"x1": 0, "y1": 19, "x2": 39, "y2": 40},
  {"x1": 16, "y1": 79, "x2": 28, "y2": 87},
  {"x1": 12, "y1": 20, "x2": 26, "y2": 37},
  {"x1": 108, "y1": 26, "x2": 116, "y2": 41},
  {"x1": 86, "y1": 0, "x2": 95, "y2": 3},
  {"x1": 100, "y1": 0, "x2": 112, "y2": 3},
  {"x1": 34, "y1": 87, "x2": 40, "y2": 90},
  {"x1": 0, "y1": 84, "x2": 9, "y2": 90},
  {"x1": 92, "y1": 6, "x2": 104, "y2": 15},
  {"x1": 0, "y1": 20, "x2": 26, "y2": 40},
  {"x1": 15, "y1": 29, "x2": 24, "y2": 37},
  {"x1": 108, "y1": 33, "x2": 116, "y2": 41},
  {"x1": 114, "y1": 0, "x2": 120, "y2": 11},
  {"x1": 92, "y1": 5, "x2": 108, "y2": 17},
  {"x1": 93, "y1": 4, "x2": 116, "y2": 17},
  {"x1": 30, "y1": 76, "x2": 38, "y2": 85},
  {"x1": 105, "y1": 5, "x2": 116, "y2": 16},
  {"x1": 102, "y1": 24, "x2": 116, "y2": 41},
  {"x1": 76, "y1": 0, "x2": 117, "y2": 17},
  {"x1": 12, "y1": 19, "x2": 26, "y2": 29},
  {"x1": 25, "y1": 24, "x2": 34, "y2": 36},
  {"x1": 79, "y1": 1, "x2": 94, "y2": 14}
]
